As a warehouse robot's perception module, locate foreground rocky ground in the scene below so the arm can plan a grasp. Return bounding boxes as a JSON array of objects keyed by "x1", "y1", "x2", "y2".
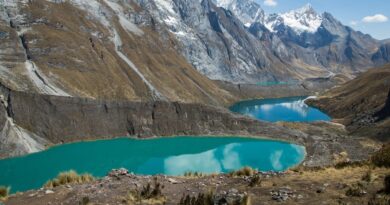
[{"x1": 4, "y1": 165, "x2": 390, "y2": 205}]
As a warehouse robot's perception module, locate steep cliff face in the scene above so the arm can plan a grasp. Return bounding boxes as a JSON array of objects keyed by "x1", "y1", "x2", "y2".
[
  {"x1": 8, "y1": 91, "x2": 302, "y2": 144},
  {"x1": 0, "y1": 82, "x2": 311, "y2": 158},
  {"x1": 135, "y1": 0, "x2": 292, "y2": 83},
  {"x1": 307, "y1": 64, "x2": 390, "y2": 140},
  {"x1": 372, "y1": 43, "x2": 390, "y2": 66},
  {"x1": 0, "y1": 0, "x2": 235, "y2": 105},
  {"x1": 0, "y1": 84, "x2": 50, "y2": 158}
]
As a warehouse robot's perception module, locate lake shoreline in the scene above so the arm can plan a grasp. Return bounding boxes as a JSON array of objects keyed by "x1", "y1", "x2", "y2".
[
  {"x1": 0, "y1": 137, "x2": 307, "y2": 193},
  {"x1": 0, "y1": 91, "x2": 379, "y2": 169}
]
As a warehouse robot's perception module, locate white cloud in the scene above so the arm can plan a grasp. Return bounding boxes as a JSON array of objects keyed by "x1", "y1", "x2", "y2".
[
  {"x1": 264, "y1": 0, "x2": 277, "y2": 7},
  {"x1": 362, "y1": 14, "x2": 388, "y2": 23},
  {"x1": 350, "y1": 21, "x2": 358, "y2": 26},
  {"x1": 270, "y1": 150, "x2": 283, "y2": 170}
]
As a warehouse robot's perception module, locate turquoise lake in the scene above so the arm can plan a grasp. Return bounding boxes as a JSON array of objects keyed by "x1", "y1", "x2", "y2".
[
  {"x1": 230, "y1": 96, "x2": 331, "y2": 122},
  {"x1": 0, "y1": 137, "x2": 305, "y2": 193}
]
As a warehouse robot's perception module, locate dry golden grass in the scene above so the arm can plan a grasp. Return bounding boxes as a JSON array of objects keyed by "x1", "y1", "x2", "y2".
[
  {"x1": 18, "y1": 0, "x2": 236, "y2": 105},
  {"x1": 125, "y1": 178, "x2": 166, "y2": 205},
  {"x1": 371, "y1": 143, "x2": 390, "y2": 168},
  {"x1": 182, "y1": 171, "x2": 219, "y2": 178},
  {"x1": 0, "y1": 186, "x2": 9, "y2": 200},
  {"x1": 179, "y1": 191, "x2": 251, "y2": 205},
  {"x1": 229, "y1": 166, "x2": 257, "y2": 177},
  {"x1": 44, "y1": 170, "x2": 94, "y2": 188}
]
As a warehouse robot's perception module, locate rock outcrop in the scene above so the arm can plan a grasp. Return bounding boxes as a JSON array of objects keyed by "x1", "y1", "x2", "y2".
[{"x1": 7, "y1": 89, "x2": 303, "y2": 144}]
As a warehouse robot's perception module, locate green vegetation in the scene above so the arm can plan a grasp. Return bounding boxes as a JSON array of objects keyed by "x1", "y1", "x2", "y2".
[
  {"x1": 126, "y1": 177, "x2": 165, "y2": 204},
  {"x1": 44, "y1": 170, "x2": 95, "y2": 188},
  {"x1": 229, "y1": 167, "x2": 257, "y2": 177},
  {"x1": 0, "y1": 186, "x2": 9, "y2": 200},
  {"x1": 371, "y1": 144, "x2": 390, "y2": 168}
]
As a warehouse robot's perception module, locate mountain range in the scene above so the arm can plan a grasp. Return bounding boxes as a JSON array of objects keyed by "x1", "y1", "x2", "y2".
[{"x1": 0, "y1": 0, "x2": 389, "y2": 104}]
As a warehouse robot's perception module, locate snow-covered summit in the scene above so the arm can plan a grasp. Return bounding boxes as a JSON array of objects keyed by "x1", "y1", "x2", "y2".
[
  {"x1": 277, "y1": 4, "x2": 323, "y2": 33},
  {"x1": 212, "y1": 0, "x2": 265, "y2": 27},
  {"x1": 263, "y1": 4, "x2": 323, "y2": 34},
  {"x1": 215, "y1": 1, "x2": 323, "y2": 34}
]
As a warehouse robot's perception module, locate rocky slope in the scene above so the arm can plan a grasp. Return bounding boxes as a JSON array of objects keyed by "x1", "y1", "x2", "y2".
[
  {"x1": 307, "y1": 64, "x2": 390, "y2": 140},
  {"x1": 0, "y1": 0, "x2": 235, "y2": 105},
  {"x1": 0, "y1": 0, "x2": 388, "y2": 103}
]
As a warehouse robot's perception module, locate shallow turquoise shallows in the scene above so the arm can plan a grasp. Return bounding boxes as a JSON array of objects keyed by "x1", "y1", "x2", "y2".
[
  {"x1": 0, "y1": 137, "x2": 305, "y2": 193},
  {"x1": 230, "y1": 96, "x2": 331, "y2": 122}
]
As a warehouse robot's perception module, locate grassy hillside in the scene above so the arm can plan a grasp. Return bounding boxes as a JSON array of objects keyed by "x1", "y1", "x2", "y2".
[{"x1": 307, "y1": 64, "x2": 390, "y2": 140}]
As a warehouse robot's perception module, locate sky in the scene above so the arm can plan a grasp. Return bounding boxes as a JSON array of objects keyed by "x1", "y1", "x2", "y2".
[{"x1": 255, "y1": 0, "x2": 390, "y2": 40}]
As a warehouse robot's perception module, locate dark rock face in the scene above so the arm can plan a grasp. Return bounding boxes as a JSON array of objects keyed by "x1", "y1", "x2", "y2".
[
  {"x1": 376, "y1": 89, "x2": 390, "y2": 121},
  {"x1": 7, "y1": 90, "x2": 301, "y2": 144},
  {"x1": 372, "y1": 43, "x2": 390, "y2": 65}
]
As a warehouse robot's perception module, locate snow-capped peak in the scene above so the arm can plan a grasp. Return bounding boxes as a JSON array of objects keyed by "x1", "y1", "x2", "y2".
[
  {"x1": 214, "y1": 0, "x2": 322, "y2": 34},
  {"x1": 294, "y1": 3, "x2": 315, "y2": 14},
  {"x1": 212, "y1": 0, "x2": 265, "y2": 26},
  {"x1": 277, "y1": 3, "x2": 323, "y2": 33},
  {"x1": 214, "y1": 0, "x2": 235, "y2": 8}
]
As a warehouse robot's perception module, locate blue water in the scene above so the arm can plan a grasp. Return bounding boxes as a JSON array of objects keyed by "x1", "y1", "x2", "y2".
[
  {"x1": 0, "y1": 137, "x2": 305, "y2": 193},
  {"x1": 230, "y1": 96, "x2": 331, "y2": 122}
]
